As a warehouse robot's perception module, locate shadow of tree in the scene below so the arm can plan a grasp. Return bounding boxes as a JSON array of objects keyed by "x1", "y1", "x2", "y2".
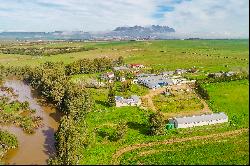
[
  {"x1": 96, "y1": 100, "x2": 109, "y2": 107},
  {"x1": 126, "y1": 121, "x2": 150, "y2": 135},
  {"x1": 42, "y1": 127, "x2": 57, "y2": 160}
]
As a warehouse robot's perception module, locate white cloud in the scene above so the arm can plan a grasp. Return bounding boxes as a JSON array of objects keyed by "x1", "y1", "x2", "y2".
[
  {"x1": 157, "y1": 0, "x2": 249, "y2": 38},
  {"x1": 0, "y1": 0, "x2": 248, "y2": 38}
]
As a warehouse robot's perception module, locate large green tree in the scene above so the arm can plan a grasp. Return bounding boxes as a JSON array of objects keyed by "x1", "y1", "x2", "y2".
[
  {"x1": 60, "y1": 84, "x2": 93, "y2": 122},
  {"x1": 53, "y1": 115, "x2": 81, "y2": 165}
]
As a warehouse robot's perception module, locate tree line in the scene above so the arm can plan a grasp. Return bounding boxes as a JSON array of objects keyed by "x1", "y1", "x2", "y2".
[
  {"x1": 0, "y1": 46, "x2": 96, "y2": 56},
  {"x1": 194, "y1": 72, "x2": 249, "y2": 100}
]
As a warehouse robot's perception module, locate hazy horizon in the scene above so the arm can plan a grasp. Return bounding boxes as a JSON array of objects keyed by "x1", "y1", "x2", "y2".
[{"x1": 0, "y1": 0, "x2": 249, "y2": 38}]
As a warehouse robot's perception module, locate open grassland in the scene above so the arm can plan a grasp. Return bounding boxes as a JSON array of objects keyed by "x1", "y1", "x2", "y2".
[{"x1": 0, "y1": 40, "x2": 248, "y2": 73}]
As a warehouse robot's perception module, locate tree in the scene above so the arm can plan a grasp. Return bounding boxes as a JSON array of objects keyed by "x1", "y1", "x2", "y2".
[
  {"x1": 149, "y1": 111, "x2": 166, "y2": 135},
  {"x1": 108, "y1": 85, "x2": 116, "y2": 107},
  {"x1": 117, "y1": 56, "x2": 124, "y2": 66},
  {"x1": 60, "y1": 84, "x2": 93, "y2": 122},
  {"x1": 54, "y1": 115, "x2": 81, "y2": 165},
  {"x1": 121, "y1": 81, "x2": 131, "y2": 92}
]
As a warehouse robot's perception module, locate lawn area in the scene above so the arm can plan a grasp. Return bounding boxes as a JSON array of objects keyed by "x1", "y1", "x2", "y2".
[{"x1": 203, "y1": 79, "x2": 249, "y2": 128}]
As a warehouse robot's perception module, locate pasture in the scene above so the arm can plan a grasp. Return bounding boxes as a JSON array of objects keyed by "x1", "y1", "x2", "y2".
[{"x1": 0, "y1": 40, "x2": 248, "y2": 74}]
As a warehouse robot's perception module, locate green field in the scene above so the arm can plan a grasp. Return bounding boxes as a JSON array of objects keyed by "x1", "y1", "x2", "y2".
[
  {"x1": 204, "y1": 79, "x2": 249, "y2": 128},
  {"x1": 1, "y1": 40, "x2": 248, "y2": 73},
  {"x1": 119, "y1": 131, "x2": 249, "y2": 165}
]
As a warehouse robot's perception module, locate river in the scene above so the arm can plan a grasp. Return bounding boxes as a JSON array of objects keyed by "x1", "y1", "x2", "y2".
[{"x1": 0, "y1": 80, "x2": 62, "y2": 165}]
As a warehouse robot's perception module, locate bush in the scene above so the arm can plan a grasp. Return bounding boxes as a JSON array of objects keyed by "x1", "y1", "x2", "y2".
[{"x1": 149, "y1": 112, "x2": 166, "y2": 135}]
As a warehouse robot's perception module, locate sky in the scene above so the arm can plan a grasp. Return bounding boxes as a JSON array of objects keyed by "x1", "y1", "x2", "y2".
[{"x1": 0, "y1": 0, "x2": 249, "y2": 38}]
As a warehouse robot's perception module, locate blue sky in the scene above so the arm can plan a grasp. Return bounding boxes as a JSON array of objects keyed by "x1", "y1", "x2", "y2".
[{"x1": 0, "y1": 0, "x2": 249, "y2": 38}]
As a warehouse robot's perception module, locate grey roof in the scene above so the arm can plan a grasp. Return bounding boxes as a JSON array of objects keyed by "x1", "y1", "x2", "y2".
[
  {"x1": 161, "y1": 71, "x2": 174, "y2": 75},
  {"x1": 130, "y1": 95, "x2": 140, "y2": 103},
  {"x1": 136, "y1": 73, "x2": 156, "y2": 77},
  {"x1": 174, "y1": 112, "x2": 228, "y2": 124},
  {"x1": 115, "y1": 96, "x2": 123, "y2": 101},
  {"x1": 115, "y1": 95, "x2": 140, "y2": 104},
  {"x1": 137, "y1": 75, "x2": 174, "y2": 88}
]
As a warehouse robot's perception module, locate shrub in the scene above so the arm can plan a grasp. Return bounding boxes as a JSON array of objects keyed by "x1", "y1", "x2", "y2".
[{"x1": 149, "y1": 112, "x2": 166, "y2": 135}]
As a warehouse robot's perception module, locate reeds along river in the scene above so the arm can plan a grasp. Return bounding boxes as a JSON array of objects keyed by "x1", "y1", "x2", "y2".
[{"x1": 0, "y1": 80, "x2": 62, "y2": 165}]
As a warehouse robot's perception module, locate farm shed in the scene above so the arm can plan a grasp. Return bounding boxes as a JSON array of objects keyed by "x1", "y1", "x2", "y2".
[
  {"x1": 168, "y1": 112, "x2": 228, "y2": 129},
  {"x1": 115, "y1": 95, "x2": 141, "y2": 107}
]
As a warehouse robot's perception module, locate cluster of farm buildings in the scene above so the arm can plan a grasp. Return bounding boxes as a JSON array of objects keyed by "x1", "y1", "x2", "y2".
[{"x1": 99, "y1": 63, "x2": 230, "y2": 129}]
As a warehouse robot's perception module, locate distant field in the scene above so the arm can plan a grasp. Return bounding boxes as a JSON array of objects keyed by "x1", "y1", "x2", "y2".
[{"x1": 0, "y1": 40, "x2": 248, "y2": 73}]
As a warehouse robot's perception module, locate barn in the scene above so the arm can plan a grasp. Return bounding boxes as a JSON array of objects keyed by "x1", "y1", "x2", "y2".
[{"x1": 167, "y1": 112, "x2": 228, "y2": 129}]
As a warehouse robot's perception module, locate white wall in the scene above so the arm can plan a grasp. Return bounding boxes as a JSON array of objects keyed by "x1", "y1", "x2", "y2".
[{"x1": 176, "y1": 118, "x2": 228, "y2": 128}]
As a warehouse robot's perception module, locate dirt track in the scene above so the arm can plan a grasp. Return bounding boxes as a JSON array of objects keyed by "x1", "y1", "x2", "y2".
[
  {"x1": 141, "y1": 87, "x2": 165, "y2": 112},
  {"x1": 140, "y1": 83, "x2": 212, "y2": 118},
  {"x1": 112, "y1": 128, "x2": 248, "y2": 164}
]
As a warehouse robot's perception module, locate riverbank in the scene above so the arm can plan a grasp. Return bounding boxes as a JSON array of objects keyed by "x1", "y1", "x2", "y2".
[{"x1": 0, "y1": 79, "x2": 62, "y2": 165}]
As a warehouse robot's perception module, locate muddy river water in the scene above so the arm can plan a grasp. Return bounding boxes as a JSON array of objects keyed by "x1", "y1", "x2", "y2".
[{"x1": 0, "y1": 80, "x2": 62, "y2": 165}]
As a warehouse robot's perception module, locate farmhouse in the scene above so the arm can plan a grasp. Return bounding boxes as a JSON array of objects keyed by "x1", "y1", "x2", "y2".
[
  {"x1": 115, "y1": 95, "x2": 141, "y2": 107},
  {"x1": 129, "y1": 64, "x2": 144, "y2": 69},
  {"x1": 101, "y1": 72, "x2": 115, "y2": 83},
  {"x1": 167, "y1": 112, "x2": 228, "y2": 129}
]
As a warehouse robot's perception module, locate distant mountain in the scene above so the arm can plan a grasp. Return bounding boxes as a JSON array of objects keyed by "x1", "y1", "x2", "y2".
[
  {"x1": 103, "y1": 25, "x2": 175, "y2": 39},
  {"x1": 0, "y1": 25, "x2": 176, "y2": 40},
  {"x1": 114, "y1": 25, "x2": 175, "y2": 33}
]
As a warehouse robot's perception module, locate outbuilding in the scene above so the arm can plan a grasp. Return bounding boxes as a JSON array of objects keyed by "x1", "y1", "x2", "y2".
[{"x1": 167, "y1": 112, "x2": 228, "y2": 129}]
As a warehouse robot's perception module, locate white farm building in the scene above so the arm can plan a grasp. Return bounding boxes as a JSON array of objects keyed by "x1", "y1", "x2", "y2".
[{"x1": 168, "y1": 112, "x2": 228, "y2": 129}]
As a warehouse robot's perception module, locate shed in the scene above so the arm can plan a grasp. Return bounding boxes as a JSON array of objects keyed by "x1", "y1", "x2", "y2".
[{"x1": 168, "y1": 112, "x2": 228, "y2": 129}]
